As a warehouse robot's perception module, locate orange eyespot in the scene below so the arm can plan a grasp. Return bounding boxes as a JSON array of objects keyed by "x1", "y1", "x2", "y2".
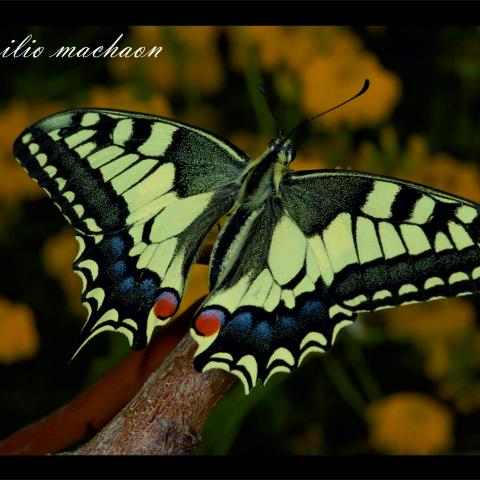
[
  {"x1": 153, "y1": 291, "x2": 179, "y2": 319},
  {"x1": 194, "y1": 309, "x2": 224, "y2": 336}
]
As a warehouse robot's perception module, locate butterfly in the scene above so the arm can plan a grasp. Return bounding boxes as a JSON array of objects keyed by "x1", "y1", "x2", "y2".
[{"x1": 13, "y1": 80, "x2": 480, "y2": 393}]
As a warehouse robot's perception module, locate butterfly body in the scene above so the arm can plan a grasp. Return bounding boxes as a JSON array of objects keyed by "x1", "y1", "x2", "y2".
[{"x1": 14, "y1": 108, "x2": 480, "y2": 393}]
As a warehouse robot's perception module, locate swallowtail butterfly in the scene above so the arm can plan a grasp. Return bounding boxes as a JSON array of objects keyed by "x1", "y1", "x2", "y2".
[{"x1": 13, "y1": 81, "x2": 480, "y2": 393}]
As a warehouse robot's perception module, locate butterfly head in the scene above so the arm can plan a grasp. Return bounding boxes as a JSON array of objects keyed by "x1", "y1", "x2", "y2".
[{"x1": 268, "y1": 137, "x2": 296, "y2": 165}]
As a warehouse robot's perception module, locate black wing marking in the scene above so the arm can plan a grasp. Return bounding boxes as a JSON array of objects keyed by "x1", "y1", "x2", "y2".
[
  {"x1": 281, "y1": 169, "x2": 480, "y2": 314},
  {"x1": 191, "y1": 199, "x2": 355, "y2": 393}
]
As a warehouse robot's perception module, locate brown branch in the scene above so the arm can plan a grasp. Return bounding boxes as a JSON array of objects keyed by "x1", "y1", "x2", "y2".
[
  {"x1": 73, "y1": 332, "x2": 236, "y2": 455},
  {"x1": 0, "y1": 310, "x2": 190, "y2": 455},
  {"x1": 0, "y1": 292, "x2": 235, "y2": 455},
  {"x1": 0, "y1": 247, "x2": 234, "y2": 455}
]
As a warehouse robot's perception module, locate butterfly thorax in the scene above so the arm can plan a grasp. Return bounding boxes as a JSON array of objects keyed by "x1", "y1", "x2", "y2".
[
  {"x1": 235, "y1": 138, "x2": 295, "y2": 210},
  {"x1": 210, "y1": 138, "x2": 294, "y2": 287}
]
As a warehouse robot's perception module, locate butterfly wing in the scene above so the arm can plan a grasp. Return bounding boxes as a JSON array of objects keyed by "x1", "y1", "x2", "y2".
[
  {"x1": 191, "y1": 198, "x2": 350, "y2": 393},
  {"x1": 282, "y1": 170, "x2": 480, "y2": 313},
  {"x1": 191, "y1": 169, "x2": 480, "y2": 393},
  {"x1": 14, "y1": 109, "x2": 247, "y2": 353}
]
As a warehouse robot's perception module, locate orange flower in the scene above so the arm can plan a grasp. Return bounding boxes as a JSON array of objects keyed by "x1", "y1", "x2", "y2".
[
  {"x1": 87, "y1": 86, "x2": 172, "y2": 117},
  {"x1": 385, "y1": 298, "x2": 476, "y2": 380},
  {"x1": 355, "y1": 129, "x2": 480, "y2": 204},
  {"x1": 183, "y1": 50, "x2": 224, "y2": 95},
  {"x1": 386, "y1": 298, "x2": 475, "y2": 343},
  {"x1": 231, "y1": 26, "x2": 401, "y2": 129},
  {"x1": 0, "y1": 298, "x2": 39, "y2": 364},
  {"x1": 111, "y1": 27, "x2": 224, "y2": 95},
  {"x1": 42, "y1": 228, "x2": 84, "y2": 315},
  {"x1": 130, "y1": 26, "x2": 162, "y2": 46},
  {"x1": 407, "y1": 152, "x2": 480, "y2": 203},
  {"x1": 367, "y1": 392, "x2": 454, "y2": 454},
  {"x1": 0, "y1": 99, "x2": 65, "y2": 206},
  {"x1": 439, "y1": 380, "x2": 480, "y2": 414},
  {"x1": 109, "y1": 27, "x2": 177, "y2": 93},
  {"x1": 177, "y1": 265, "x2": 209, "y2": 318},
  {"x1": 300, "y1": 50, "x2": 401, "y2": 129},
  {"x1": 171, "y1": 26, "x2": 219, "y2": 51},
  {"x1": 228, "y1": 26, "x2": 287, "y2": 72}
]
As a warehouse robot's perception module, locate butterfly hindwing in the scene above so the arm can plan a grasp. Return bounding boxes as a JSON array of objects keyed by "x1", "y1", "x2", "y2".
[
  {"x1": 191, "y1": 198, "x2": 353, "y2": 392},
  {"x1": 191, "y1": 169, "x2": 480, "y2": 393},
  {"x1": 14, "y1": 109, "x2": 247, "y2": 352}
]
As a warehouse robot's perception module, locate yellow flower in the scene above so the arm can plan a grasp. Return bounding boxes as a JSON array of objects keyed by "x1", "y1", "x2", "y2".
[
  {"x1": 367, "y1": 392, "x2": 454, "y2": 454},
  {"x1": 0, "y1": 99, "x2": 65, "y2": 206},
  {"x1": 386, "y1": 298, "x2": 475, "y2": 343},
  {"x1": 355, "y1": 130, "x2": 480, "y2": 204},
  {"x1": 385, "y1": 298, "x2": 476, "y2": 380},
  {"x1": 109, "y1": 27, "x2": 177, "y2": 93},
  {"x1": 130, "y1": 26, "x2": 162, "y2": 46},
  {"x1": 0, "y1": 298, "x2": 39, "y2": 364},
  {"x1": 300, "y1": 49, "x2": 401, "y2": 129},
  {"x1": 171, "y1": 26, "x2": 219, "y2": 51},
  {"x1": 42, "y1": 228, "x2": 84, "y2": 315},
  {"x1": 407, "y1": 152, "x2": 480, "y2": 203},
  {"x1": 228, "y1": 26, "x2": 287, "y2": 72},
  {"x1": 177, "y1": 264, "x2": 209, "y2": 317},
  {"x1": 111, "y1": 27, "x2": 224, "y2": 95},
  {"x1": 439, "y1": 380, "x2": 480, "y2": 414},
  {"x1": 87, "y1": 86, "x2": 172, "y2": 117},
  {"x1": 183, "y1": 50, "x2": 224, "y2": 95}
]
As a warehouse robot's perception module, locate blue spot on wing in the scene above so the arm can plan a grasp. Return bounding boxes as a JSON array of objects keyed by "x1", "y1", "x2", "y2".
[
  {"x1": 108, "y1": 236, "x2": 125, "y2": 259},
  {"x1": 300, "y1": 300, "x2": 323, "y2": 318},
  {"x1": 141, "y1": 278, "x2": 157, "y2": 296},
  {"x1": 254, "y1": 321, "x2": 272, "y2": 338},
  {"x1": 114, "y1": 260, "x2": 127, "y2": 276},
  {"x1": 119, "y1": 277, "x2": 135, "y2": 292},
  {"x1": 278, "y1": 315, "x2": 296, "y2": 331},
  {"x1": 226, "y1": 312, "x2": 253, "y2": 333}
]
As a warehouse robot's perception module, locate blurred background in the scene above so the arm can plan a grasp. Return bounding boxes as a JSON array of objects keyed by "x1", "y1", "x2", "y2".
[{"x1": 2, "y1": 26, "x2": 480, "y2": 455}]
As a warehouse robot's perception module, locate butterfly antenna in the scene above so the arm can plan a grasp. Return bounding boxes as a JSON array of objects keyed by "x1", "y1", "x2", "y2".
[
  {"x1": 257, "y1": 83, "x2": 283, "y2": 138},
  {"x1": 286, "y1": 78, "x2": 370, "y2": 139}
]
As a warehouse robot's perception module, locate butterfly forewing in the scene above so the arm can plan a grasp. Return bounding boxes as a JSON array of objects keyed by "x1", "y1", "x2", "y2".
[
  {"x1": 283, "y1": 170, "x2": 480, "y2": 313},
  {"x1": 14, "y1": 109, "x2": 247, "y2": 352}
]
